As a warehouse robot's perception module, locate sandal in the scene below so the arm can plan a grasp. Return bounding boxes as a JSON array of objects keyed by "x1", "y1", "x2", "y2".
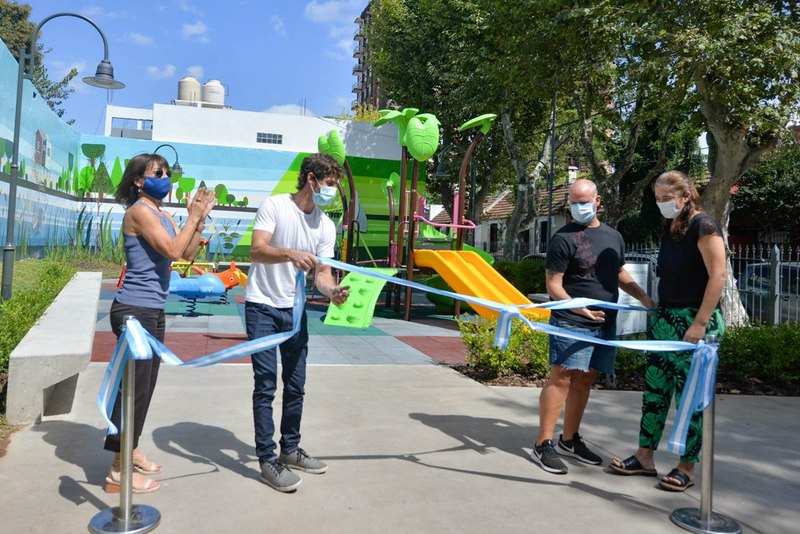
[
  {"x1": 659, "y1": 468, "x2": 694, "y2": 492},
  {"x1": 609, "y1": 455, "x2": 658, "y2": 477},
  {"x1": 132, "y1": 450, "x2": 162, "y2": 475},
  {"x1": 104, "y1": 470, "x2": 160, "y2": 494}
]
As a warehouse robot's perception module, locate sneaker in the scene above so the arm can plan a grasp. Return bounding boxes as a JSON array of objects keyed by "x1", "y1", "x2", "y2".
[
  {"x1": 557, "y1": 433, "x2": 603, "y2": 466},
  {"x1": 259, "y1": 460, "x2": 302, "y2": 492},
  {"x1": 279, "y1": 448, "x2": 328, "y2": 474},
  {"x1": 530, "y1": 440, "x2": 568, "y2": 474}
]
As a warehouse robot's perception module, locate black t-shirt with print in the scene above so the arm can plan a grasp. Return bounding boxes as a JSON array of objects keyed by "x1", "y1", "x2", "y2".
[
  {"x1": 545, "y1": 222, "x2": 626, "y2": 327},
  {"x1": 657, "y1": 213, "x2": 721, "y2": 308}
]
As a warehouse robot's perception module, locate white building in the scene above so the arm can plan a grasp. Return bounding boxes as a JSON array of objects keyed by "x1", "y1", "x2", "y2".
[{"x1": 103, "y1": 77, "x2": 399, "y2": 160}]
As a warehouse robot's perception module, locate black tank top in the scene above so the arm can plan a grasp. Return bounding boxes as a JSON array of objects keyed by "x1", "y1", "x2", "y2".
[{"x1": 656, "y1": 213, "x2": 721, "y2": 308}]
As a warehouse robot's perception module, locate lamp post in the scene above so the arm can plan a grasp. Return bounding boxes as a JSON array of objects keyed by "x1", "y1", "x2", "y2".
[
  {"x1": 153, "y1": 143, "x2": 183, "y2": 176},
  {"x1": 1, "y1": 12, "x2": 125, "y2": 301}
]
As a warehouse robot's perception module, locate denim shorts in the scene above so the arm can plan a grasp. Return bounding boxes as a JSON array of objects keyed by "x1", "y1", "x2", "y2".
[{"x1": 548, "y1": 315, "x2": 617, "y2": 375}]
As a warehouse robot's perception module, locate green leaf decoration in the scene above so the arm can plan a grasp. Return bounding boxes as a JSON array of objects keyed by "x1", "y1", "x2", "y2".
[
  {"x1": 318, "y1": 130, "x2": 346, "y2": 164},
  {"x1": 458, "y1": 113, "x2": 497, "y2": 135},
  {"x1": 373, "y1": 109, "x2": 401, "y2": 126},
  {"x1": 373, "y1": 107, "x2": 419, "y2": 146},
  {"x1": 405, "y1": 114, "x2": 440, "y2": 162}
]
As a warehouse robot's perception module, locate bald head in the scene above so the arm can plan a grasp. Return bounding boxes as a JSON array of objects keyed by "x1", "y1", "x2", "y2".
[{"x1": 568, "y1": 179, "x2": 598, "y2": 202}]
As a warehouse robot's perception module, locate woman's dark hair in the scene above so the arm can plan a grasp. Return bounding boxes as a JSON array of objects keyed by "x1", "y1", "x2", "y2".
[
  {"x1": 654, "y1": 170, "x2": 702, "y2": 238},
  {"x1": 296, "y1": 153, "x2": 343, "y2": 191},
  {"x1": 115, "y1": 153, "x2": 170, "y2": 206}
]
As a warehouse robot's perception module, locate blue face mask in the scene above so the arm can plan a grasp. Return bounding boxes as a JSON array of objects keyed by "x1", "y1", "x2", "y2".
[
  {"x1": 142, "y1": 176, "x2": 172, "y2": 200},
  {"x1": 313, "y1": 182, "x2": 337, "y2": 207},
  {"x1": 570, "y1": 201, "x2": 596, "y2": 225}
]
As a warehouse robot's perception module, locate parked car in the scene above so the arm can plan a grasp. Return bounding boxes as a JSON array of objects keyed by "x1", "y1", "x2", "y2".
[{"x1": 738, "y1": 262, "x2": 800, "y2": 323}]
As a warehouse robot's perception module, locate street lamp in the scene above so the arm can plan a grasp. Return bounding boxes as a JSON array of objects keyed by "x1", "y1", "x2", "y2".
[
  {"x1": 1, "y1": 12, "x2": 124, "y2": 301},
  {"x1": 153, "y1": 143, "x2": 183, "y2": 175}
]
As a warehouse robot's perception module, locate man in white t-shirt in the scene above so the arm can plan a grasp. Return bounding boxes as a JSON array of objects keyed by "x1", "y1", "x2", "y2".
[{"x1": 245, "y1": 153, "x2": 349, "y2": 493}]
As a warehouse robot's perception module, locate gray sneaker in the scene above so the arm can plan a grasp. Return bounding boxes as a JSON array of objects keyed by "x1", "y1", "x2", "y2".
[
  {"x1": 279, "y1": 448, "x2": 328, "y2": 474},
  {"x1": 259, "y1": 460, "x2": 302, "y2": 492}
]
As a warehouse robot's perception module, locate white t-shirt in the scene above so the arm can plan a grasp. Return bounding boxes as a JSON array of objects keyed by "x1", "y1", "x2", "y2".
[{"x1": 246, "y1": 194, "x2": 336, "y2": 308}]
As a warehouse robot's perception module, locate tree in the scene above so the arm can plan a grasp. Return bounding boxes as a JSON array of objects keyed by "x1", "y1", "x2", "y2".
[
  {"x1": 93, "y1": 161, "x2": 113, "y2": 199},
  {"x1": 368, "y1": 0, "x2": 547, "y2": 257},
  {"x1": 176, "y1": 176, "x2": 196, "y2": 204},
  {"x1": 214, "y1": 183, "x2": 228, "y2": 205},
  {"x1": 615, "y1": 0, "x2": 800, "y2": 325},
  {"x1": 731, "y1": 146, "x2": 800, "y2": 238},
  {"x1": 0, "y1": 2, "x2": 78, "y2": 119},
  {"x1": 81, "y1": 144, "x2": 105, "y2": 170},
  {"x1": 77, "y1": 166, "x2": 94, "y2": 198},
  {"x1": 110, "y1": 157, "x2": 123, "y2": 189}
]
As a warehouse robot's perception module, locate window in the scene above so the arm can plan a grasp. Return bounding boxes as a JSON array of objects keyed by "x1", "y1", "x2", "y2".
[{"x1": 256, "y1": 132, "x2": 283, "y2": 145}]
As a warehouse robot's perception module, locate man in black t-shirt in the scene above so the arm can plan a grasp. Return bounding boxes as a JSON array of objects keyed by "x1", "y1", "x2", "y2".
[{"x1": 530, "y1": 179, "x2": 654, "y2": 475}]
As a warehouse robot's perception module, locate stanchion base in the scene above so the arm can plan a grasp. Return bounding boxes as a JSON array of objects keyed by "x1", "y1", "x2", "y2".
[
  {"x1": 670, "y1": 507, "x2": 741, "y2": 534},
  {"x1": 88, "y1": 505, "x2": 161, "y2": 534}
]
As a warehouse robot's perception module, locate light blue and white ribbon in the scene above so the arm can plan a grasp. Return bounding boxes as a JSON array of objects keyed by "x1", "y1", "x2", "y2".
[
  {"x1": 98, "y1": 271, "x2": 306, "y2": 434},
  {"x1": 665, "y1": 341, "x2": 719, "y2": 456},
  {"x1": 99, "y1": 256, "x2": 717, "y2": 456}
]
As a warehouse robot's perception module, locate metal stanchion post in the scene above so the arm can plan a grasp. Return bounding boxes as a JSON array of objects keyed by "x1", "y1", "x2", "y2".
[
  {"x1": 89, "y1": 317, "x2": 161, "y2": 534},
  {"x1": 670, "y1": 335, "x2": 741, "y2": 534}
]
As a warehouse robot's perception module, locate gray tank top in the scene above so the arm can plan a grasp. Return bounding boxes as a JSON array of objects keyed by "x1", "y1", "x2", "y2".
[{"x1": 115, "y1": 200, "x2": 177, "y2": 309}]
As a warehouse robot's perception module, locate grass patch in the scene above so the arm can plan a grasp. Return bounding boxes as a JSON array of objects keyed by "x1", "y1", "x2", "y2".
[{"x1": 0, "y1": 260, "x2": 77, "y2": 414}]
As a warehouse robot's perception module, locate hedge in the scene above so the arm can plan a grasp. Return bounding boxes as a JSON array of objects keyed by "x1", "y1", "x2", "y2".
[
  {"x1": 494, "y1": 257, "x2": 547, "y2": 296},
  {"x1": 461, "y1": 317, "x2": 800, "y2": 394},
  {"x1": 0, "y1": 261, "x2": 76, "y2": 377}
]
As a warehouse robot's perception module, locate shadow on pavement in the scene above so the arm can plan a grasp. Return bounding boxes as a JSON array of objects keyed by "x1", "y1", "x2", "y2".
[{"x1": 152, "y1": 422, "x2": 259, "y2": 482}]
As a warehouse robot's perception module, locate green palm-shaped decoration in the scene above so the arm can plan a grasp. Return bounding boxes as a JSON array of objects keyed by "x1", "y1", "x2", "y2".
[
  {"x1": 317, "y1": 130, "x2": 346, "y2": 165},
  {"x1": 373, "y1": 107, "x2": 419, "y2": 146},
  {"x1": 405, "y1": 113, "x2": 440, "y2": 162},
  {"x1": 383, "y1": 171, "x2": 400, "y2": 197},
  {"x1": 458, "y1": 113, "x2": 497, "y2": 135}
]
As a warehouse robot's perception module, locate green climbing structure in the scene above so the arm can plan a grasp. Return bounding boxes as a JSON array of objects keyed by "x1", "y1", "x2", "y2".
[{"x1": 324, "y1": 268, "x2": 398, "y2": 328}]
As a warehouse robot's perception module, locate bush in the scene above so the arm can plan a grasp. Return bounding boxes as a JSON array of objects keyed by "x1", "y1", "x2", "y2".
[
  {"x1": 718, "y1": 323, "x2": 800, "y2": 390},
  {"x1": 609, "y1": 324, "x2": 800, "y2": 393},
  {"x1": 494, "y1": 257, "x2": 547, "y2": 296},
  {"x1": 458, "y1": 317, "x2": 549, "y2": 378},
  {"x1": 0, "y1": 261, "x2": 76, "y2": 376}
]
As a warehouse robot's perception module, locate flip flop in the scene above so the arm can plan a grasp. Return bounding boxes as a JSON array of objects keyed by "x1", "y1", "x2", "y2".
[
  {"x1": 609, "y1": 455, "x2": 658, "y2": 477},
  {"x1": 659, "y1": 468, "x2": 694, "y2": 492}
]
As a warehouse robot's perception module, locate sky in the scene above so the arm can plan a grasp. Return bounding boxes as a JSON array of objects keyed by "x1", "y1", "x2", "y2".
[{"x1": 23, "y1": 0, "x2": 369, "y2": 134}]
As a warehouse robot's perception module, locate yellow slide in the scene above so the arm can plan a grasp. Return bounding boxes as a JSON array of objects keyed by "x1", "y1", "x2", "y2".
[{"x1": 414, "y1": 250, "x2": 550, "y2": 321}]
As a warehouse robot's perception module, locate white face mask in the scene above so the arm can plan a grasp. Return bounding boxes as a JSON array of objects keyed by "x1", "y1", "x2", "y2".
[
  {"x1": 656, "y1": 200, "x2": 681, "y2": 219},
  {"x1": 570, "y1": 201, "x2": 596, "y2": 225}
]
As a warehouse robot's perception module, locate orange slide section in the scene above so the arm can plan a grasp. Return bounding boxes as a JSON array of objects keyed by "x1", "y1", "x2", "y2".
[{"x1": 413, "y1": 250, "x2": 550, "y2": 321}]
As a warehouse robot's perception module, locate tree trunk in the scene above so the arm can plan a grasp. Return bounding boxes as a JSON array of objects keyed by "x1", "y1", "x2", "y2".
[
  {"x1": 698, "y1": 81, "x2": 779, "y2": 326},
  {"x1": 499, "y1": 111, "x2": 550, "y2": 259}
]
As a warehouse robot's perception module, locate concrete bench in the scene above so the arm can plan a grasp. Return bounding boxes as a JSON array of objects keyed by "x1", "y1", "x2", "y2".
[{"x1": 6, "y1": 272, "x2": 102, "y2": 425}]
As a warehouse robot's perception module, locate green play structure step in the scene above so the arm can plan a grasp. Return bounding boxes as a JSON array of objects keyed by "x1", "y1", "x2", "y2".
[{"x1": 324, "y1": 268, "x2": 398, "y2": 328}]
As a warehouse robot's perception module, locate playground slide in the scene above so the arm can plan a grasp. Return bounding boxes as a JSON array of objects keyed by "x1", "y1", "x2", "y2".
[{"x1": 413, "y1": 250, "x2": 550, "y2": 321}]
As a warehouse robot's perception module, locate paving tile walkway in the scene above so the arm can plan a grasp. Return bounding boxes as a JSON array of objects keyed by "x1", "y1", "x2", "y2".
[{"x1": 94, "y1": 280, "x2": 467, "y2": 366}]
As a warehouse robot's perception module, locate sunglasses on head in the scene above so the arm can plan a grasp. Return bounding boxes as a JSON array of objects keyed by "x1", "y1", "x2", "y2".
[{"x1": 154, "y1": 169, "x2": 171, "y2": 178}]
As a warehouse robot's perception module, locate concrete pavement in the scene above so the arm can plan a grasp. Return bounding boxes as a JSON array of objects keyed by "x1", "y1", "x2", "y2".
[{"x1": 1, "y1": 363, "x2": 797, "y2": 534}]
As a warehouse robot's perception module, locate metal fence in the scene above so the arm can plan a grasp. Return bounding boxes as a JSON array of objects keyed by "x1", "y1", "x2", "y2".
[{"x1": 626, "y1": 242, "x2": 800, "y2": 325}]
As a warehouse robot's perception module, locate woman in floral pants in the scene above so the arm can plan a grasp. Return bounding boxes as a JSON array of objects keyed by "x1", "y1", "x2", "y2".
[{"x1": 609, "y1": 171, "x2": 727, "y2": 492}]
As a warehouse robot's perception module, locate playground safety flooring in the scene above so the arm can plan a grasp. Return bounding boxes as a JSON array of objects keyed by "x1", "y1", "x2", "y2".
[{"x1": 92, "y1": 280, "x2": 468, "y2": 366}]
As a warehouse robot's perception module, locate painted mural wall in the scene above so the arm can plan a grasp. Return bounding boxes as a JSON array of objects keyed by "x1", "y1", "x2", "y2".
[{"x1": 0, "y1": 36, "x2": 410, "y2": 259}]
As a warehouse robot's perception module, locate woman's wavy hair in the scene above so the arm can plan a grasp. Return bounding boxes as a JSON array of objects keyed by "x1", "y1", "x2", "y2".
[
  {"x1": 115, "y1": 153, "x2": 170, "y2": 207},
  {"x1": 654, "y1": 170, "x2": 703, "y2": 239}
]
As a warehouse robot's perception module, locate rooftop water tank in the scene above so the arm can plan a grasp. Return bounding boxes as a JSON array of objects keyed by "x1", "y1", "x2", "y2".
[
  {"x1": 178, "y1": 76, "x2": 201, "y2": 103},
  {"x1": 202, "y1": 80, "x2": 225, "y2": 107}
]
